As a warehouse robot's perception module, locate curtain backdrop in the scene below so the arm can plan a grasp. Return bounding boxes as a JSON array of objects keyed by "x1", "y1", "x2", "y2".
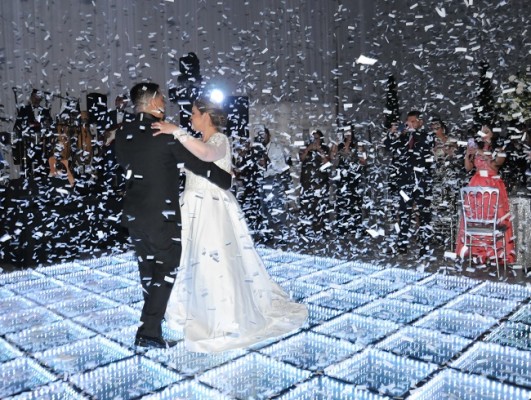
[
  {"x1": 0, "y1": 1, "x2": 366, "y2": 118},
  {"x1": 0, "y1": 0, "x2": 528, "y2": 132}
]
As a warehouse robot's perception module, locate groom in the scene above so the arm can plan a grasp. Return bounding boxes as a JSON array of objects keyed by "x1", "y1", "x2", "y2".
[{"x1": 116, "y1": 82, "x2": 232, "y2": 348}]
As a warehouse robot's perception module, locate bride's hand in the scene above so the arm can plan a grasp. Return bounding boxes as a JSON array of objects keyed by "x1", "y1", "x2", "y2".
[{"x1": 152, "y1": 121, "x2": 178, "y2": 136}]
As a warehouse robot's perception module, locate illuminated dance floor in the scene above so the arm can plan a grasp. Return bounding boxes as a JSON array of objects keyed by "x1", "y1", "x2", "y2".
[{"x1": 1, "y1": 248, "x2": 530, "y2": 399}]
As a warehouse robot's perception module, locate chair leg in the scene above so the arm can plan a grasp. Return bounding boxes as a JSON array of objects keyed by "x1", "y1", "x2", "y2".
[
  {"x1": 493, "y1": 236, "x2": 500, "y2": 278},
  {"x1": 495, "y1": 252, "x2": 500, "y2": 278},
  {"x1": 466, "y1": 235, "x2": 472, "y2": 271},
  {"x1": 502, "y1": 236, "x2": 507, "y2": 273},
  {"x1": 450, "y1": 219, "x2": 455, "y2": 252}
]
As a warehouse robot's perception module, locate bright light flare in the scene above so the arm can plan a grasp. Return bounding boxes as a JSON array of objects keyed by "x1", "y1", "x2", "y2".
[{"x1": 210, "y1": 89, "x2": 225, "y2": 104}]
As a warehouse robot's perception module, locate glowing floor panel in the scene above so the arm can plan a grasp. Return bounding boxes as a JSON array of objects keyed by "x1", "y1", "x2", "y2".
[{"x1": 0, "y1": 248, "x2": 530, "y2": 399}]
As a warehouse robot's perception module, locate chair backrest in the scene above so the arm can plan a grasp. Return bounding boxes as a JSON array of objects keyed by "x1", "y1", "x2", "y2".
[{"x1": 460, "y1": 186, "x2": 500, "y2": 227}]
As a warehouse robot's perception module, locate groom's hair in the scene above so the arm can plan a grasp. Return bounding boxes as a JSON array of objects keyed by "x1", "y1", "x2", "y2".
[{"x1": 130, "y1": 82, "x2": 160, "y2": 111}]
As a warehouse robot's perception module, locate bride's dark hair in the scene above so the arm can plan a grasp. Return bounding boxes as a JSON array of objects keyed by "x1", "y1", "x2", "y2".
[
  {"x1": 194, "y1": 97, "x2": 227, "y2": 131},
  {"x1": 476, "y1": 123, "x2": 502, "y2": 150}
]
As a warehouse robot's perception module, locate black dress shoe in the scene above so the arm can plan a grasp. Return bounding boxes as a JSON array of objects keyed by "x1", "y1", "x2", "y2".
[
  {"x1": 419, "y1": 246, "x2": 433, "y2": 259},
  {"x1": 134, "y1": 335, "x2": 177, "y2": 349},
  {"x1": 397, "y1": 246, "x2": 407, "y2": 255}
]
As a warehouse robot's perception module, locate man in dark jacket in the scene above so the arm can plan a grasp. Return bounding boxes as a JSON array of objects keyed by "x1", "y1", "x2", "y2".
[
  {"x1": 13, "y1": 89, "x2": 52, "y2": 178},
  {"x1": 116, "y1": 82, "x2": 232, "y2": 348},
  {"x1": 385, "y1": 110, "x2": 435, "y2": 258}
]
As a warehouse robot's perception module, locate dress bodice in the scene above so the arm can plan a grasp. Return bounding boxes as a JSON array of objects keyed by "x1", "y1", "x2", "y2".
[
  {"x1": 474, "y1": 152, "x2": 498, "y2": 176},
  {"x1": 433, "y1": 136, "x2": 448, "y2": 163},
  {"x1": 185, "y1": 132, "x2": 232, "y2": 190}
]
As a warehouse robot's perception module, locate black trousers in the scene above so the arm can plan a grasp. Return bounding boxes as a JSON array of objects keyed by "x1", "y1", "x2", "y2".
[
  {"x1": 128, "y1": 224, "x2": 181, "y2": 338},
  {"x1": 397, "y1": 179, "x2": 433, "y2": 250}
]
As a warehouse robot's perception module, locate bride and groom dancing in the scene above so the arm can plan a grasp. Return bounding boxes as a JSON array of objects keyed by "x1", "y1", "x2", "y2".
[{"x1": 116, "y1": 82, "x2": 307, "y2": 353}]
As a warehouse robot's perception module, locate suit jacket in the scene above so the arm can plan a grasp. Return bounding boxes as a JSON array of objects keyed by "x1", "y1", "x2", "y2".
[
  {"x1": 115, "y1": 112, "x2": 232, "y2": 232},
  {"x1": 14, "y1": 104, "x2": 52, "y2": 135},
  {"x1": 107, "y1": 109, "x2": 134, "y2": 130},
  {"x1": 384, "y1": 128, "x2": 435, "y2": 187}
]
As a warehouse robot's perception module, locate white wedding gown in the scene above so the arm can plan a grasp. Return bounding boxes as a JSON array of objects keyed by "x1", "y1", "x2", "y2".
[{"x1": 165, "y1": 132, "x2": 308, "y2": 353}]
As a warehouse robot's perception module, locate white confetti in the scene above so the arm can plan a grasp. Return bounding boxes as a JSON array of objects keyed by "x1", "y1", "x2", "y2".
[
  {"x1": 399, "y1": 190, "x2": 410, "y2": 202},
  {"x1": 355, "y1": 55, "x2": 377, "y2": 65}
]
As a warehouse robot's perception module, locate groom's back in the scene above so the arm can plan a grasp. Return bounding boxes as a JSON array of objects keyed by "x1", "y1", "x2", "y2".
[{"x1": 116, "y1": 113, "x2": 183, "y2": 232}]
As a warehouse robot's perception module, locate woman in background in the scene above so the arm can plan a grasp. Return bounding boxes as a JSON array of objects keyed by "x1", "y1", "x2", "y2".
[
  {"x1": 329, "y1": 127, "x2": 366, "y2": 237},
  {"x1": 298, "y1": 130, "x2": 330, "y2": 235},
  {"x1": 455, "y1": 124, "x2": 516, "y2": 265}
]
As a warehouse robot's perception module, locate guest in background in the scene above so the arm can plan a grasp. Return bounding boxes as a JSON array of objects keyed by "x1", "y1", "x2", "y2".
[
  {"x1": 0, "y1": 144, "x2": 5, "y2": 183},
  {"x1": 48, "y1": 157, "x2": 75, "y2": 188},
  {"x1": 0, "y1": 132, "x2": 15, "y2": 184},
  {"x1": 259, "y1": 127, "x2": 293, "y2": 242},
  {"x1": 430, "y1": 116, "x2": 462, "y2": 249},
  {"x1": 329, "y1": 126, "x2": 366, "y2": 237},
  {"x1": 455, "y1": 124, "x2": 516, "y2": 264},
  {"x1": 383, "y1": 119, "x2": 405, "y2": 197},
  {"x1": 13, "y1": 89, "x2": 52, "y2": 180},
  {"x1": 75, "y1": 111, "x2": 94, "y2": 168},
  {"x1": 502, "y1": 132, "x2": 529, "y2": 193},
  {"x1": 71, "y1": 111, "x2": 98, "y2": 195},
  {"x1": 103, "y1": 95, "x2": 133, "y2": 190},
  {"x1": 299, "y1": 130, "x2": 330, "y2": 236},
  {"x1": 234, "y1": 135, "x2": 267, "y2": 242},
  {"x1": 105, "y1": 96, "x2": 132, "y2": 146},
  {"x1": 385, "y1": 110, "x2": 435, "y2": 259}
]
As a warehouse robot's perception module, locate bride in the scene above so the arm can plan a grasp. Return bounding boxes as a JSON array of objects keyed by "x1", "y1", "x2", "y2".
[{"x1": 152, "y1": 97, "x2": 307, "y2": 353}]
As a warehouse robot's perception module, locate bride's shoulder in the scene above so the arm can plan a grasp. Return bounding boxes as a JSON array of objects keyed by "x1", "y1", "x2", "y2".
[{"x1": 209, "y1": 132, "x2": 229, "y2": 145}]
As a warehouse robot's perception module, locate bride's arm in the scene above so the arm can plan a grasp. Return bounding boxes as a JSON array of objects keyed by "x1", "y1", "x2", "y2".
[
  {"x1": 172, "y1": 128, "x2": 226, "y2": 162},
  {"x1": 152, "y1": 121, "x2": 225, "y2": 162}
]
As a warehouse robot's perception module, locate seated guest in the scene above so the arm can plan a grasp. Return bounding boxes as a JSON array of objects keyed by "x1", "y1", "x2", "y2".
[{"x1": 455, "y1": 124, "x2": 516, "y2": 264}]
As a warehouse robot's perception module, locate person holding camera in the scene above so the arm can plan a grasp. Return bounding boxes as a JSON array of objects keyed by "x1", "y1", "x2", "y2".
[
  {"x1": 455, "y1": 124, "x2": 516, "y2": 264},
  {"x1": 330, "y1": 127, "x2": 366, "y2": 237},
  {"x1": 258, "y1": 127, "x2": 293, "y2": 242},
  {"x1": 383, "y1": 120, "x2": 407, "y2": 196},
  {"x1": 299, "y1": 130, "x2": 331, "y2": 236}
]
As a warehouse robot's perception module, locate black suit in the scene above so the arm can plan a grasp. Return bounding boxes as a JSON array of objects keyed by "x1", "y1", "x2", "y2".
[
  {"x1": 115, "y1": 112, "x2": 232, "y2": 338},
  {"x1": 107, "y1": 109, "x2": 134, "y2": 130},
  {"x1": 13, "y1": 104, "x2": 52, "y2": 174},
  {"x1": 385, "y1": 128, "x2": 435, "y2": 251}
]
